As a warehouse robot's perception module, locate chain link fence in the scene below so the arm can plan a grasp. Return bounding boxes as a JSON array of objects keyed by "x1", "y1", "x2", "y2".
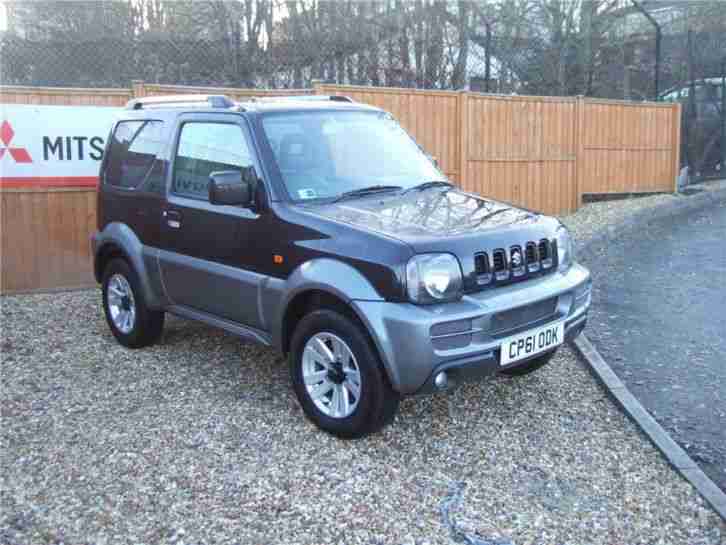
[
  {"x1": 0, "y1": 1, "x2": 498, "y2": 90},
  {"x1": 672, "y1": 30, "x2": 725, "y2": 182},
  {"x1": 1, "y1": 0, "x2": 724, "y2": 181}
]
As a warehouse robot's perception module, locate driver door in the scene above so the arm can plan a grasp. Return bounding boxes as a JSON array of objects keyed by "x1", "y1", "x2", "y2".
[{"x1": 159, "y1": 113, "x2": 265, "y2": 328}]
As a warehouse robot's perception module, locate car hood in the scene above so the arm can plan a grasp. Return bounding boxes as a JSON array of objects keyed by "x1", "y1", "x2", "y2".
[
  {"x1": 301, "y1": 187, "x2": 552, "y2": 247},
  {"x1": 295, "y1": 186, "x2": 563, "y2": 294}
]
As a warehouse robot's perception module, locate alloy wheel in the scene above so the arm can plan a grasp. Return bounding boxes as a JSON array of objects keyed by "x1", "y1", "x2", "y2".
[
  {"x1": 106, "y1": 273, "x2": 136, "y2": 334},
  {"x1": 302, "y1": 332, "x2": 362, "y2": 419}
]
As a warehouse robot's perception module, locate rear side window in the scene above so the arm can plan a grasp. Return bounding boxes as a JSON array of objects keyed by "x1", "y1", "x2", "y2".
[
  {"x1": 105, "y1": 120, "x2": 164, "y2": 189},
  {"x1": 172, "y1": 122, "x2": 255, "y2": 200}
]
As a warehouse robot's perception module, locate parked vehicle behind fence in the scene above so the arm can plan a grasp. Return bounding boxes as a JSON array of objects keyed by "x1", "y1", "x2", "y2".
[
  {"x1": 92, "y1": 94, "x2": 591, "y2": 438},
  {"x1": 662, "y1": 78, "x2": 724, "y2": 178}
]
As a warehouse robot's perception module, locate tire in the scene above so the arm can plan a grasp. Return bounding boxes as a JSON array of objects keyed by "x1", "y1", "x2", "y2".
[
  {"x1": 101, "y1": 258, "x2": 164, "y2": 349},
  {"x1": 499, "y1": 348, "x2": 557, "y2": 377},
  {"x1": 289, "y1": 309, "x2": 400, "y2": 439}
]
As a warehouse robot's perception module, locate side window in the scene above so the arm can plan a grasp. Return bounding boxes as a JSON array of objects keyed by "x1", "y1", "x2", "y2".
[
  {"x1": 172, "y1": 122, "x2": 254, "y2": 200},
  {"x1": 106, "y1": 120, "x2": 165, "y2": 189}
]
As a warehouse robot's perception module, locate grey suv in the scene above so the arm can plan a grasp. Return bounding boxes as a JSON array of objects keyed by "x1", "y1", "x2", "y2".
[{"x1": 92, "y1": 94, "x2": 591, "y2": 438}]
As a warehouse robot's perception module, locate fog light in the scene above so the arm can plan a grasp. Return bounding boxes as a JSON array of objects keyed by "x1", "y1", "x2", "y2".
[{"x1": 434, "y1": 372, "x2": 448, "y2": 390}]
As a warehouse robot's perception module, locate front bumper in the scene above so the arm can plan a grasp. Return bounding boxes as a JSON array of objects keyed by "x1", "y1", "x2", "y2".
[{"x1": 352, "y1": 263, "x2": 591, "y2": 395}]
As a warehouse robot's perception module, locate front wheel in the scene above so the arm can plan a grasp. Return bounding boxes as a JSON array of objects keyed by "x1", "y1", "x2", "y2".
[{"x1": 289, "y1": 309, "x2": 399, "y2": 439}]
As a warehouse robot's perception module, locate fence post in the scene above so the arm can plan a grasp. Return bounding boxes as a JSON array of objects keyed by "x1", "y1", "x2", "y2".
[
  {"x1": 575, "y1": 95, "x2": 585, "y2": 211},
  {"x1": 672, "y1": 102, "x2": 682, "y2": 192},
  {"x1": 131, "y1": 80, "x2": 146, "y2": 98},
  {"x1": 458, "y1": 91, "x2": 469, "y2": 189}
]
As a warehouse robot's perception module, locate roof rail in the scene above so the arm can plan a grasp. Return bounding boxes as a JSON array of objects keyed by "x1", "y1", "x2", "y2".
[
  {"x1": 125, "y1": 94, "x2": 236, "y2": 110},
  {"x1": 252, "y1": 95, "x2": 354, "y2": 103}
]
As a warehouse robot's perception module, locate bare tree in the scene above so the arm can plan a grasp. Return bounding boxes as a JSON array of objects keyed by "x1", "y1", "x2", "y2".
[{"x1": 1, "y1": 0, "x2": 722, "y2": 101}]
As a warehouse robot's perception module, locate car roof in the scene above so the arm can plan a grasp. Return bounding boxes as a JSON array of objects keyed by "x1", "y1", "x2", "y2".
[
  {"x1": 119, "y1": 94, "x2": 382, "y2": 120},
  {"x1": 239, "y1": 99, "x2": 381, "y2": 114}
]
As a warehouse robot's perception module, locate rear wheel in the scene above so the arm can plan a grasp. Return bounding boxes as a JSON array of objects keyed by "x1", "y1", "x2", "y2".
[
  {"x1": 499, "y1": 348, "x2": 557, "y2": 377},
  {"x1": 102, "y1": 258, "x2": 164, "y2": 348},
  {"x1": 289, "y1": 309, "x2": 399, "y2": 438}
]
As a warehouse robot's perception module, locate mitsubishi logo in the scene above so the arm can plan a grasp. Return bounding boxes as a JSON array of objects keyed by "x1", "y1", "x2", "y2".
[{"x1": 0, "y1": 120, "x2": 32, "y2": 163}]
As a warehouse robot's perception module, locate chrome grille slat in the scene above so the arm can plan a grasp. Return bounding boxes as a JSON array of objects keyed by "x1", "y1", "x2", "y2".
[
  {"x1": 526, "y1": 242, "x2": 540, "y2": 272},
  {"x1": 510, "y1": 245, "x2": 525, "y2": 277},
  {"x1": 539, "y1": 239, "x2": 553, "y2": 269},
  {"x1": 474, "y1": 252, "x2": 492, "y2": 285},
  {"x1": 492, "y1": 249, "x2": 509, "y2": 281}
]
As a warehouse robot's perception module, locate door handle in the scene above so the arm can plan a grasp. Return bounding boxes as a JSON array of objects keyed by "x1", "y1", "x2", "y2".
[{"x1": 164, "y1": 210, "x2": 182, "y2": 229}]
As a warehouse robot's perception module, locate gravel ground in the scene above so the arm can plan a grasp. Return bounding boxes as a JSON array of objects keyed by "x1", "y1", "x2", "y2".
[
  {"x1": 2, "y1": 191, "x2": 726, "y2": 544},
  {"x1": 561, "y1": 179, "x2": 726, "y2": 247}
]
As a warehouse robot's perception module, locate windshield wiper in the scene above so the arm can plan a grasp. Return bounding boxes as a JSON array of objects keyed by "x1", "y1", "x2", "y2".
[
  {"x1": 401, "y1": 180, "x2": 454, "y2": 194},
  {"x1": 332, "y1": 185, "x2": 403, "y2": 203}
]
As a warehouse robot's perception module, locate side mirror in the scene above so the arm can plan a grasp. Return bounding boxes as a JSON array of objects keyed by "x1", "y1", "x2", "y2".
[{"x1": 209, "y1": 170, "x2": 253, "y2": 207}]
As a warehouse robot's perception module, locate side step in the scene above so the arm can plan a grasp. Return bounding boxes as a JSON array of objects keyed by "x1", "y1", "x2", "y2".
[{"x1": 167, "y1": 305, "x2": 272, "y2": 347}]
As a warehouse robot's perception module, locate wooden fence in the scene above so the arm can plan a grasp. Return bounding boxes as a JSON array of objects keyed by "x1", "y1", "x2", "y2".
[
  {"x1": 0, "y1": 81, "x2": 680, "y2": 293},
  {"x1": 0, "y1": 85, "x2": 132, "y2": 106},
  {"x1": 134, "y1": 81, "x2": 313, "y2": 100},
  {"x1": 317, "y1": 84, "x2": 681, "y2": 215},
  {"x1": 579, "y1": 99, "x2": 681, "y2": 195},
  {"x1": 1, "y1": 187, "x2": 96, "y2": 293}
]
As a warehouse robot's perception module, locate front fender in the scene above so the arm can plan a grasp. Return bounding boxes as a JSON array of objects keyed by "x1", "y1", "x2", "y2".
[
  {"x1": 92, "y1": 223, "x2": 164, "y2": 309},
  {"x1": 266, "y1": 258, "x2": 385, "y2": 347}
]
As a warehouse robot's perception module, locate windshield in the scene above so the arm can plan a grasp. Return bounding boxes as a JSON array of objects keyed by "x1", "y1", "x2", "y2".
[{"x1": 261, "y1": 110, "x2": 443, "y2": 201}]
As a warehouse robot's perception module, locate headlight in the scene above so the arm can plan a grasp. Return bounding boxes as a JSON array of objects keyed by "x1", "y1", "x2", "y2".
[
  {"x1": 555, "y1": 226, "x2": 575, "y2": 271},
  {"x1": 406, "y1": 253, "x2": 463, "y2": 304}
]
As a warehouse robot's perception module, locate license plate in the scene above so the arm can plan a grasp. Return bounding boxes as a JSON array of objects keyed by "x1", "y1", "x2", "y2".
[{"x1": 500, "y1": 321, "x2": 565, "y2": 366}]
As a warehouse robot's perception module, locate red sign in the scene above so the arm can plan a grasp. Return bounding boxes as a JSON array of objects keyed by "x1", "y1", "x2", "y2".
[{"x1": 0, "y1": 120, "x2": 33, "y2": 163}]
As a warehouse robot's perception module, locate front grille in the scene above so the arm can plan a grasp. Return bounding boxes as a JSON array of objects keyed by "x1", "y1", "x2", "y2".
[
  {"x1": 473, "y1": 238, "x2": 555, "y2": 290},
  {"x1": 490, "y1": 297, "x2": 558, "y2": 334}
]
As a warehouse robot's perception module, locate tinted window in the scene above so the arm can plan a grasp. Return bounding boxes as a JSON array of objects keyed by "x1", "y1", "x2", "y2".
[
  {"x1": 172, "y1": 122, "x2": 254, "y2": 200},
  {"x1": 106, "y1": 120, "x2": 165, "y2": 189}
]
